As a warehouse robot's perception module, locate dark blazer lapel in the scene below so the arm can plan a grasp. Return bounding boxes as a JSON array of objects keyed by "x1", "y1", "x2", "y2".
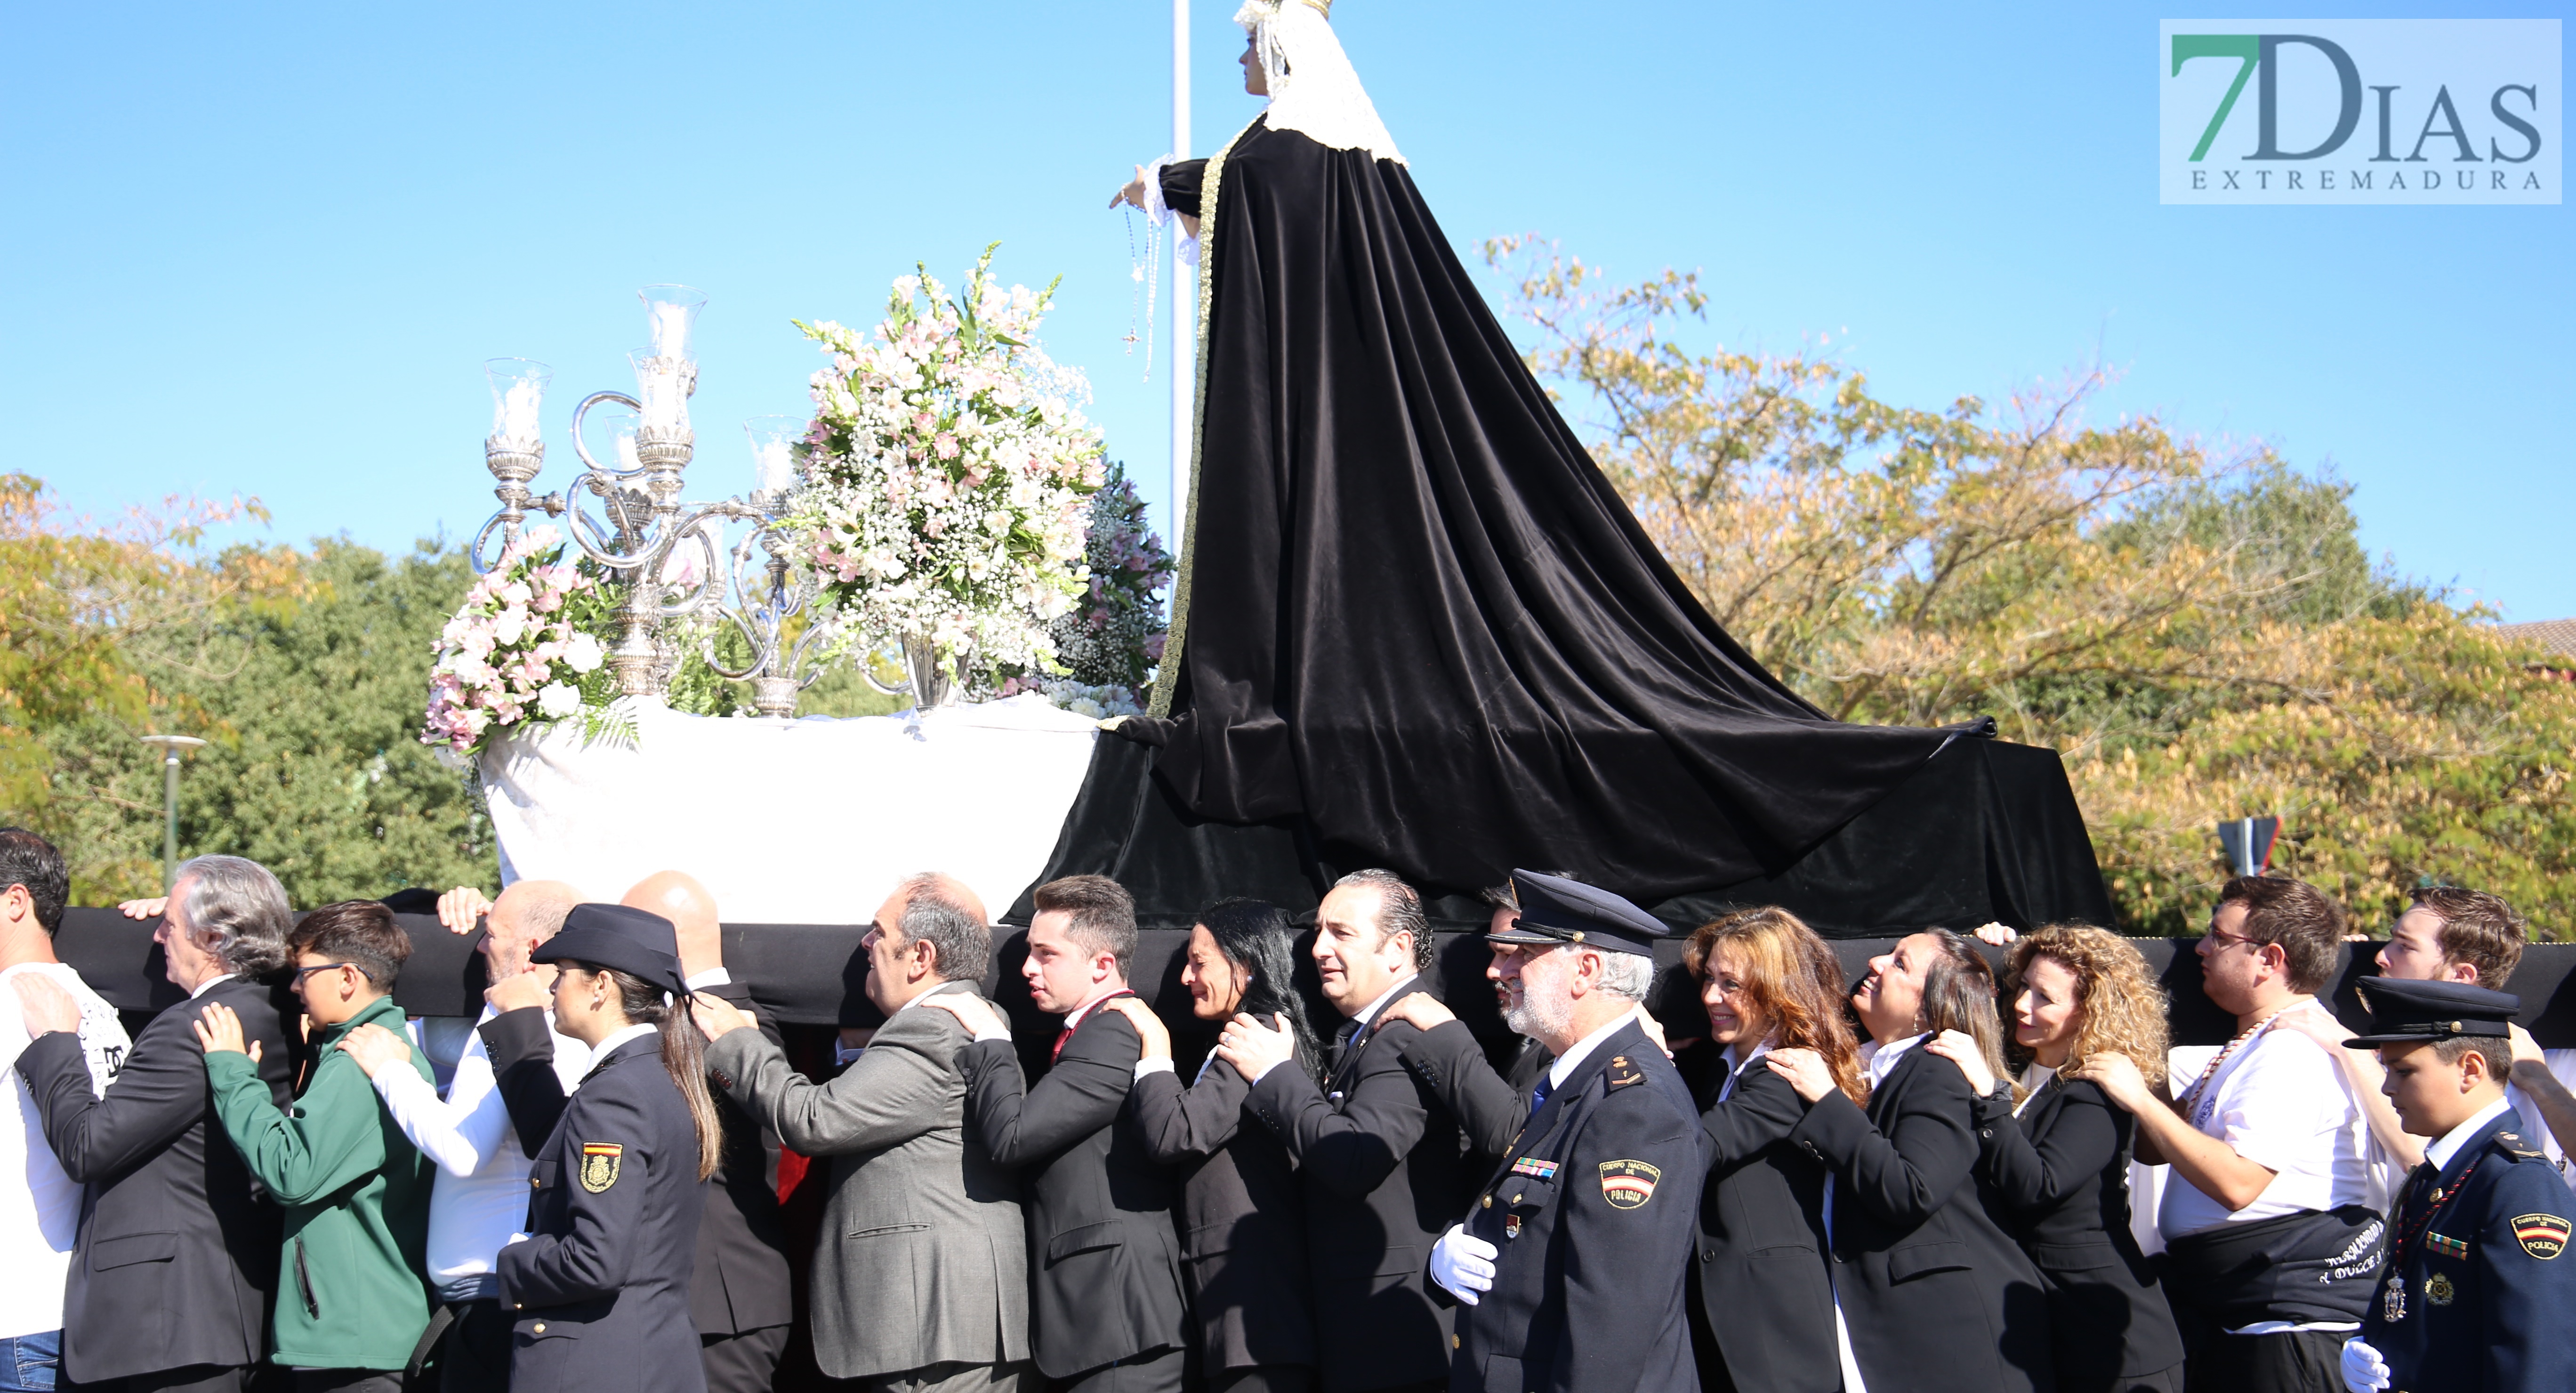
[
  {"x1": 582, "y1": 1032, "x2": 662, "y2": 1085},
  {"x1": 1329, "y1": 976, "x2": 1429, "y2": 1094}
]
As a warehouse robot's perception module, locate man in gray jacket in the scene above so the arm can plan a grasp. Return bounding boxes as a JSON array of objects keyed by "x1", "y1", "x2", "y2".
[{"x1": 692, "y1": 873, "x2": 1030, "y2": 1393}]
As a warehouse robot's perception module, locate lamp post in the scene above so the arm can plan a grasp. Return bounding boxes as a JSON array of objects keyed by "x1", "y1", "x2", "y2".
[{"x1": 136, "y1": 735, "x2": 207, "y2": 892}]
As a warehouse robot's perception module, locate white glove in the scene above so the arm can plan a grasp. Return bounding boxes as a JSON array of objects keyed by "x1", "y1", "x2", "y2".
[
  {"x1": 2339, "y1": 1337, "x2": 2389, "y2": 1393},
  {"x1": 1428, "y1": 1223, "x2": 1498, "y2": 1306}
]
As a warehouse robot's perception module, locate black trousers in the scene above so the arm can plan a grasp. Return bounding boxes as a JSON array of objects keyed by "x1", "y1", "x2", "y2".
[
  {"x1": 1209, "y1": 1368, "x2": 1312, "y2": 1393},
  {"x1": 1050, "y1": 1346, "x2": 1187, "y2": 1393},
  {"x1": 701, "y1": 1328, "x2": 790, "y2": 1393},
  {"x1": 439, "y1": 1299, "x2": 515, "y2": 1393},
  {"x1": 2181, "y1": 1328, "x2": 2345, "y2": 1393},
  {"x1": 289, "y1": 1374, "x2": 400, "y2": 1393},
  {"x1": 68, "y1": 1368, "x2": 250, "y2": 1393}
]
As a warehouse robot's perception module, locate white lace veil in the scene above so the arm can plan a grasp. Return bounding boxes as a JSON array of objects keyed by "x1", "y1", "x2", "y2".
[{"x1": 1234, "y1": 0, "x2": 1405, "y2": 164}]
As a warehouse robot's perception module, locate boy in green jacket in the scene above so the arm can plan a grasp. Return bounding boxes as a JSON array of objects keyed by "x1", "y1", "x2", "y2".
[{"x1": 196, "y1": 899, "x2": 435, "y2": 1392}]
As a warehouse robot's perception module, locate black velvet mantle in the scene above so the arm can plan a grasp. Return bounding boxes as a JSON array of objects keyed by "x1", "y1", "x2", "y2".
[{"x1": 1137, "y1": 117, "x2": 1948, "y2": 899}]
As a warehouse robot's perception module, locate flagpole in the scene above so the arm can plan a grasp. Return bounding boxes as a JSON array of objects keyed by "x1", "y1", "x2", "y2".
[{"x1": 1170, "y1": 0, "x2": 1192, "y2": 541}]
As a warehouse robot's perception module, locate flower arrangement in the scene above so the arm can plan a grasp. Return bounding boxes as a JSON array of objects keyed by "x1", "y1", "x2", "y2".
[
  {"x1": 788, "y1": 243, "x2": 1105, "y2": 689},
  {"x1": 420, "y1": 526, "x2": 622, "y2": 759},
  {"x1": 1055, "y1": 460, "x2": 1173, "y2": 690}
]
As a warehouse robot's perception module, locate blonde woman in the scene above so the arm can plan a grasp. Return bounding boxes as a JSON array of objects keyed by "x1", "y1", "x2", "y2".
[{"x1": 1926, "y1": 925, "x2": 2185, "y2": 1393}]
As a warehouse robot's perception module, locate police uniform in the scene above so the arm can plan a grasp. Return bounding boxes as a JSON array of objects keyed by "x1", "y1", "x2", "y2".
[
  {"x1": 1440, "y1": 872, "x2": 1706, "y2": 1393},
  {"x1": 2343, "y1": 978, "x2": 2576, "y2": 1393},
  {"x1": 496, "y1": 905, "x2": 713, "y2": 1393}
]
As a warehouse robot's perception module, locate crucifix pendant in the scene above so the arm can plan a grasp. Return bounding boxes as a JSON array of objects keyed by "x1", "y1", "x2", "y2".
[{"x1": 2382, "y1": 1273, "x2": 2406, "y2": 1323}]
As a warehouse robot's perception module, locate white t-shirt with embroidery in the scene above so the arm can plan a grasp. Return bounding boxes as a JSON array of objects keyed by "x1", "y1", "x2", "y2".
[
  {"x1": 0, "y1": 963, "x2": 130, "y2": 1339},
  {"x1": 2159, "y1": 1019, "x2": 2371, "y2": 1239}
]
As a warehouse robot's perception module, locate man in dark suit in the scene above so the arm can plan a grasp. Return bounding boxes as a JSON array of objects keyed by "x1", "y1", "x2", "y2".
[
  {"x1": 1424, "y1": 872, "x2": 1705, "y2": 1393},
  {"x1": 924, "y1": 875, "x2": 1188, "y2": 1393},
  {"x1": 1217, "y1": 870, "x2": 1467, "y2": 1393},
  {"x1": 12, "y1": 855, "x2": 297, "y2": 1393},
  {"x1": 480, "y1": 872, "x2": 793, "y2": 1393}
]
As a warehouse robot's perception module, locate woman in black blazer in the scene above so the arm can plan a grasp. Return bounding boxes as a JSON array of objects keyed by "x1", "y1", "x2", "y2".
[
  {"x1": 1925, "y1": 925, "x2": 2186, "y2": 1393},
  {"x1": 1678, "y1": 907, "x2": 1869, "y2": 1393},
  {"x1": 1768, "y1": 928, "x2": 2056, "y2": 1393},
  {"x1": 1107, "y1": 899, "x2": 1321, "y2": 1393}
]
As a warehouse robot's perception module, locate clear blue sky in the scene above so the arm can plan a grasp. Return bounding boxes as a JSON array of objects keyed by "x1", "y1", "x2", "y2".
[{"x1": 8, "y1": 2, "x2": 2568, "y2": 617}]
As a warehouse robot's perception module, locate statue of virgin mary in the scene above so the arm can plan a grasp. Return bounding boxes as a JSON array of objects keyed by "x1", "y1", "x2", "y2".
[{"x1": 1100, "y1": 2, "x2": 1981, "y2": 906}]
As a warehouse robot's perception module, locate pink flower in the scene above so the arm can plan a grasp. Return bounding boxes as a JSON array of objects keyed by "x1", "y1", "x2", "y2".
[{"x1": 934, "y1": 433, "x2": 959, "y2": 460}]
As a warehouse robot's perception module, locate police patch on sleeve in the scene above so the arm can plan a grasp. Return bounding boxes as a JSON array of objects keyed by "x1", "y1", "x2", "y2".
[
  {"x1": 580, "y1": 1142, "x2": 623, "y2": 1193},
  {"x1": 1598, "y1": 1158, "x2": 1660, "y2": 1209},
  {"x1": 2512, "y1": 1212, "x2": 2569, "y2": 1260}
]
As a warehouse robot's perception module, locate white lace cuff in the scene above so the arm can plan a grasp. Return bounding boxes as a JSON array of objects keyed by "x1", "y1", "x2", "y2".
[{"x1": 1142, "y1": 154, "x2": 1176, "y2": 225}]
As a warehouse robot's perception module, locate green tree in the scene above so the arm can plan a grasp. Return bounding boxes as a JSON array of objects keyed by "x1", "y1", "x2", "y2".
[{"x1": 35, "y1": 538, "x2": 493, "y2": 906}]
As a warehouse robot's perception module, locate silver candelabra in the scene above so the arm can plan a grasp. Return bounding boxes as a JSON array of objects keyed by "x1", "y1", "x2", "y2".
[{"x1": 469, "y1": 288, "x2": 830, "y2": 717}]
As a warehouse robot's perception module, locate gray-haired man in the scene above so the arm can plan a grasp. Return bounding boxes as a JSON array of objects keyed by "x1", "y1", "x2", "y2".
[
  {"x1": 692, "y1": 874, "x2": 1032, "y2": 1393},
  {"x1": 15, "y1": 855, "x2": 297, "y2": 1393}
]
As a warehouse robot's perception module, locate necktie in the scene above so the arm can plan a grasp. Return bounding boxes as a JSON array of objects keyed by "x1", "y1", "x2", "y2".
[
  {"x1": 1528, "y1": 1074, "x2": 1553, "y2": 1119},
  {"x1": 1051, "y1": 1025, "x2": 1074, "y2": 1064},
  {"x1": 1332, "y1": 1018, "x2": 1362, "y2": 1072}
]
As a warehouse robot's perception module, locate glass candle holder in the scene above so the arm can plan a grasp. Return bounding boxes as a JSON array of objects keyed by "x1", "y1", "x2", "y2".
[
  {"x1": 744, "y1": 415, "x2": 806, "y2": 497},
  {"x1": 631, "y1": 347, "x2": 691, "y2": 436},
  {"x1": 639, "y1": 284, "x2": 707, "y2": 362},
  {"x1": 484, "y1": 359, "x2": 552, "y2": 449}
]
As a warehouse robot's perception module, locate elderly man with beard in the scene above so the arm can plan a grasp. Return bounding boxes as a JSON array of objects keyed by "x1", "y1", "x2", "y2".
[{"x1": 1418, "y1": 871, "x2": 1703, "y2": 1393}]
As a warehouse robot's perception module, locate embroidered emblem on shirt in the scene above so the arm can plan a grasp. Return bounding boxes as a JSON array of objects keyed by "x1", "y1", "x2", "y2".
[
  {"x1": 579, "y1": 1142, "x2": 623, "y2": 1193},
  {"x1": 2423, "y1": 1272, "x2": 2455, "y2": 1305},
  {"x1": 2425, "y1": 1232, "x2": 2469, "y2": 1261},
  {"x1": 1509, "y1": 1157, "x2": 1560, "y2": 1182},
  {"x1": 1605, "y1": 1055, "x2": 1646, "y2": 1091},
  {"x1": 2512, "y1": 1213, "x2": 2569, "y2": 1260},
  {"x1": 1598, "y1": 1158, "x2": 1660, "y2": 1209}
]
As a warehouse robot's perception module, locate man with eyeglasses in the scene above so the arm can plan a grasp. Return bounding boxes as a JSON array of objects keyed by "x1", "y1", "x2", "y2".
[
  {"x1": 2074, "y1": 875, "x2": 2378, "y2": 1393},
  {"x1": 198, "y1": 899, "x2": 436, "y2": 1393}
]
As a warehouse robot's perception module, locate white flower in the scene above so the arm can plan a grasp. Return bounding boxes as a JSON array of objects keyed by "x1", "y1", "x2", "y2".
[
  {"x1": 536, "y1": 682, "x2": 583, "y2": 719},
  {"x1": 562, "y1": 632, "x2": 606, "y2": 673}
]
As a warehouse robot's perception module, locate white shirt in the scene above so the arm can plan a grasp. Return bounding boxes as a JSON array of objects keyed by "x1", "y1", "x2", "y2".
[
  {"x1": 2158, "y1": 1015, "x2": 2371, "y2": 1240},
  {"x1": 2014, "y1": 1062, "x2": 2058, "y2": 1119},
  {"x1": 1716, "y1": 1037, "x2": 1774, "y2": 1102},
  {"x1": 0, "y1": 963, "x2": 130, "y2": 1338},
  {"x1": 189, "y1": 971, "x2": 237, "y2": 999},
  {"x1": 2506, "y1": 1049, "x2": 2576, "y2": 1191},
  {"x1": 592, "y1": 1022, "x2": 660, "y2": 1060},
  {"x1": 2425, "y1": 1096, "x2": 2517, "y2": 1173},
  {"x1": 1544, "y1": 1006, "x2": 1647, "y2": 1093},
  {"x1": 1826, "y1": 1033, "x2": 1929, "y2": 1393},
  {"x1": 370, "y1": 1005, "x2": 591, "y2": 1287}
]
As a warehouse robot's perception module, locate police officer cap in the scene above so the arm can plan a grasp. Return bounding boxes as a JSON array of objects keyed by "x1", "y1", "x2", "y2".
[
  {"x1": 2341, "y1": 976, "x2": 2520, "y2": 1049},
  {"x1": 531, "y1": 903, "x2": 691, "y2": 1000},
  {"x1": 1486, "y1": 869, "x2": 1669, "y2": 958}
]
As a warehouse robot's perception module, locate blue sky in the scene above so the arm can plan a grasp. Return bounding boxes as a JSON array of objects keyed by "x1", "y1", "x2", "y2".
[{"x1": 8, "y1": 2, "x2": 2569, "y2": 618}]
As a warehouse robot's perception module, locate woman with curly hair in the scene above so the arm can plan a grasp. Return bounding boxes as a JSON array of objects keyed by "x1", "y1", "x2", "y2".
[
  {"x1": 1677, "y1": 907, "x2": 1865, "y2": 1393},
  {"x1": 1926, "y1": 924, "x2": 2185, "y2": 1393}
]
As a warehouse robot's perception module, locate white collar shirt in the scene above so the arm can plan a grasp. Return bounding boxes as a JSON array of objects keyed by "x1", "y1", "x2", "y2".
[{"x1": 2426, "y1": 1096, "x2": 2516, "y2": 1174}]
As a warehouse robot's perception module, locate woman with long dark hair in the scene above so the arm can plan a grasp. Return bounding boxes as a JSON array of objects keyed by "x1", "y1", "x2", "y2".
[
  {"x1": 495, "y1": 905, "x2": 720, "y2": 1393},
  {"x1": 1679, "y1": 907, "x2": 1867, "y2": 1393},
  {"x1": 1766, "y1": 928, "x2": 2055, "y2": 1393},
  {"x1": 1105, "y1": 898, "x2": 1320, "y2": 1393},
  {"x1": 1925, "y1": 926, "x2": 2185, "y2": 1393}
]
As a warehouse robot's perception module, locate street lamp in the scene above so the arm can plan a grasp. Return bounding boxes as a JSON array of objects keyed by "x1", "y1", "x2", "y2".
[{"x1": 137, "y1": 735, "x2": 207, "y2": 892}]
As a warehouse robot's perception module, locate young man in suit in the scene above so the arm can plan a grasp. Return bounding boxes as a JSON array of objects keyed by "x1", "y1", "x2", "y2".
[
  {"x1": 924, "y1": 875, "x2": 1188, "y2": 1393},
  {"x1": 694, "y1": 873, "x2": 1032, "y2": 1393},
  {"x1": 12, "y1": 855, "x2": 297, "y2": 1393},
  {"x1": 1216, "y1": 870, "x2": 1466, "y2": 1393}
]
